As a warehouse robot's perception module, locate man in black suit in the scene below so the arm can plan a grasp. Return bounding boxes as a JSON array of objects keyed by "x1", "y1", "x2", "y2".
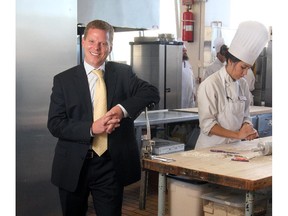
[{"x1": 47, "y1": 19, "x2": 160, "y2": 216}]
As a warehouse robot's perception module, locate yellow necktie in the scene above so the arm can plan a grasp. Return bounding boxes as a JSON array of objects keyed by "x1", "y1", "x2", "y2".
[{"x1": 92, "y1": 69, "x2": 108, "y2": 156}]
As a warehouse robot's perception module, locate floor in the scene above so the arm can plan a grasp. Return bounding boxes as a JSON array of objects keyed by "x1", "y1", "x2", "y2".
[{"x1": 86, "y1": 174, "x2": 169, "y2": 216}]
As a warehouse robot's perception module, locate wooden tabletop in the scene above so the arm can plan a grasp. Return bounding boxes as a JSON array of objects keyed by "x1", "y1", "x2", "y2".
[
  {"x1": 142, "y1": 137, "x2": 272, "y2": 191},
  {"x1": 173, "y1": 106, "x2": 272, "y2": 116}
]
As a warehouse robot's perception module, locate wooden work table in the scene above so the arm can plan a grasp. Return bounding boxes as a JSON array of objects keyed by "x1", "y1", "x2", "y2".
[{"x1": 142, "y1": 136, "x2": 272, "y2": 216}]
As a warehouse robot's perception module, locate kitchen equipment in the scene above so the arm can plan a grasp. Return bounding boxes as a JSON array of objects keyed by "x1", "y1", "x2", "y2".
[
  {"x1": 152, "y1": 138, "x2": 185, "y2": 155},
  {"x1": 130, "y1": 40, "x2": 183, "y2": 109},
  {"x1": 253, "y1": 37, "x2": 272, "y2": 107},
  {"x1": 141, "y1": 107, "x2": 155, "y2": 159}
]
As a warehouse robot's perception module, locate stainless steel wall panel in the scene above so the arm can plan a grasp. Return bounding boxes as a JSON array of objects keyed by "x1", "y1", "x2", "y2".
[
  {"x1": 78, "y1": 0, "x2": 160, "y2": 29},
  {"x1": 16, "y1": 0, "x2": 77, "y2": 215}
]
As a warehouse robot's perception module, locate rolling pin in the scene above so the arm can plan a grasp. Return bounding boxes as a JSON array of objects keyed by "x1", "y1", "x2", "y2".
[{"x1": 253, "y1": 141, "x2": 272, "y2": 156}]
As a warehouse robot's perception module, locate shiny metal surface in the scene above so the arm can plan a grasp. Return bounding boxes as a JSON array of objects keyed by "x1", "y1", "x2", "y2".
[
  {"x1": 264, "y1": 40, "x2": 272, "y2": 107},
  {"x1": 130, "y1": 42, "x2": 182, "y2": 109},
  {"x1": 134, "y1": 109, "x2": 199, "y2": 161},
  {"x1": 166, "y1": 44, "x2": 183, "y2": 109},
  {"x1": 253, "y1": 45, "x2": 273, "y2": 107},
  {"x1": 134, "y1": 110, "x2": 199, "y2": 126},
  {"x1": 78, "y1": 0, "x2": 159, "y2": 28},
  {"x1": 16, "y1": 0, "x2": 77, "y2": 215}
]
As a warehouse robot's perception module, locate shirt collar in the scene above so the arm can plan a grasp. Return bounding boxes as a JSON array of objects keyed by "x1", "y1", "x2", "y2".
[
  {"x1": 219, "y1": 66, "x2": 238, "y2": 89},
  {"x1": 84, "y1": 61, "x2": 106, "y2": 75}
]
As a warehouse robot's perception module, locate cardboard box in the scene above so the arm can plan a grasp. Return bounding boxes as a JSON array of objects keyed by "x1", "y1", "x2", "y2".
[
  {"x1": 167, "y1": 176, "x2": 215, "y2": 216},
  {"x1": 201, "y1": 189, "x2": 267, "y2": 216}
]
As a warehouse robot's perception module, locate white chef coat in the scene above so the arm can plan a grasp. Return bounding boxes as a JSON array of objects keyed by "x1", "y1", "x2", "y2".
[
  {"x1": 181, "y1": 60, "x2": 196, "y2": 108},
  {"x1": 202, "y1": 58, "x2": 225, "y2": 81},
  {"x1": 195, "y1": 67, "x2": 252, "y2": 149},
  {"x1": 244, "y1": 68, "x2": 255, "y2": 105}
]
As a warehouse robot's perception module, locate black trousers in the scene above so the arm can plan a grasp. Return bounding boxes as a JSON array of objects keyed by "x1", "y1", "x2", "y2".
[{"x1": 59, "y1": 151, "x2": 124, "y2": 216}]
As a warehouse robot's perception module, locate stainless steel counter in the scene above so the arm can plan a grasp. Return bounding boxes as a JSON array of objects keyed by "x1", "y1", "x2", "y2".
[
  {"x1": 135, "y1": 106, "x2": 272, "y2": 127},
  {"x1": 134, "y1": 110, "x2": 199, "y2": 153},
  {"x1": 134, "y1": 107, "x2": 272, "y2": 150},
  {"x1": 134, "y1": 109, "x2": 199, "y2": 127}
]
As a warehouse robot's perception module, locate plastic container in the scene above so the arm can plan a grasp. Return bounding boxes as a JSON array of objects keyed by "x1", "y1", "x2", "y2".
[
  {"x1": 167, "y1": 175, "x2": 215, "y2": 216},
  {"x1": 201, "y1": 189, "x2": 267, "y2": 216}
]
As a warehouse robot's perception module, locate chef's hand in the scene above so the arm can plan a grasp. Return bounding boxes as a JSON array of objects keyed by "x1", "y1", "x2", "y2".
[
  {"x1": 238, "y1": 123, "x2": 257, "y2": 140},
  {"x1": 245, "y1": 129, "x2": 259, "y2": 141}
]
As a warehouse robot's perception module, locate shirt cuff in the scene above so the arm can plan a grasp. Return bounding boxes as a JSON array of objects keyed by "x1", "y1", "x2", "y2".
[
  {"x1": 90, "y1": 128, "x2": 94, "y2": 137},
  {"x1": 117, "y1": 104, "x2": 129, "y2": 118}
]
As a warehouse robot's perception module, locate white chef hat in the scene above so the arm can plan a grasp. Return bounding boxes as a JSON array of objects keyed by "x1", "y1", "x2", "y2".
[
  {"x1": 178, "y1": 38, "x2": 186, "y2": 49},
  {"x1": 229, "y1": 21, "x2": 269, "y2": 65},
  {"x1": 214, "y1": 37, "x2": 225, "y2": 53}
]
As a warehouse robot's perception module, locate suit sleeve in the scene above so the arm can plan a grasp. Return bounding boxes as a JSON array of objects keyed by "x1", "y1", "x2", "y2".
[
  {"x1": 120, "y1": 68, "x2": 160, "y2": 119},
  {"x1": 47, "y1": 75, "x2": 92, "y2": 142}
]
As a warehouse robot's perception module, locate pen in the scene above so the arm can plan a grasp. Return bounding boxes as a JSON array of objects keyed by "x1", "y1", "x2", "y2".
[{"x1": 210, "y1": 149, "x2": 239, "y2": 154}]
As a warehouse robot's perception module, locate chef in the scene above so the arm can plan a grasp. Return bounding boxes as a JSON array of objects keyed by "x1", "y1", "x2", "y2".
[
  {"x1": 195, "y1": 21, "x2": 269, "y2": 149},
  {"x1": 202, "y1": 37, "x2": 227, "y2": 81},
  {"x1": 181, "y1": 43, "x2": 196, "y2": 108},
  {"x1": 244, "y1": 68, "x2": 256, "y2": 105}
]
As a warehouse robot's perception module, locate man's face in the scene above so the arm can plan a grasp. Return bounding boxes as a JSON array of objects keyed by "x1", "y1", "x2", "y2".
[
  {"x1": 183, "y1": 47, "x2": 189, "y2": 61},
  {"x1": 82, "y1": 28, "x2": 112, "y2": 68}
]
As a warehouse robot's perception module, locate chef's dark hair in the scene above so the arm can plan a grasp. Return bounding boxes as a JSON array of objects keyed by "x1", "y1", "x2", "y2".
[
  {"x1": 225, "y1": 50, "x2": 241, "y2": 64},
  {"x1": 220, "y1": 45, "x2": 228, "y2": 56}
]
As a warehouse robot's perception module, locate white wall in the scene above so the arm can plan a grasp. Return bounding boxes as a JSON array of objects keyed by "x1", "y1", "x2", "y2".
[
  {"x1": 179, "y1": 1, "x2": 206, "y2": 81},
  {"x1": 205, "y1": 0, "x2": 231, "y2": 27},
  {"x1": 205, "y1": 0, "x2": 273, "y2": 46}
]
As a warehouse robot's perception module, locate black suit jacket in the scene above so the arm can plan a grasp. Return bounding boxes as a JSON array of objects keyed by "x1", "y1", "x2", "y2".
[{"x1": 47, "y1": 61, "x2": 160, "y2": 192}]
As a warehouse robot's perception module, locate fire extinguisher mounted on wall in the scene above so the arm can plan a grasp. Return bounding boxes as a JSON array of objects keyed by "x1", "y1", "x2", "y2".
[{"x1": 182, "y1": 0, "x2": 194, "y2": 42}]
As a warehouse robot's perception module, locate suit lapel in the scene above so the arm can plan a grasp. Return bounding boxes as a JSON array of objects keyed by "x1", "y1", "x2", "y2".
[
  {"x1": 74, "y1": 64, "x2": 93, "y2": 119},
  {"x1": 71, "y1": 62, "x2": 117, "y2": 116},
  {"x1": 105, "y1": 62, "x2": 117, "y2": 109}
]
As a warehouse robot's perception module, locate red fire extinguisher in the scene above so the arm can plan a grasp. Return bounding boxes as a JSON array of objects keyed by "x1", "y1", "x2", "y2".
[{"x1": 182, "y1": 7, "x2": 194, "y2": 42}]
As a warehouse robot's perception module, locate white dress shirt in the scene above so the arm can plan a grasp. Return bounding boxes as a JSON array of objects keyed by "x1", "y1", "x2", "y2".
[{"x1": 84, "y1": 61, "x2": 128, "y2": 137}]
